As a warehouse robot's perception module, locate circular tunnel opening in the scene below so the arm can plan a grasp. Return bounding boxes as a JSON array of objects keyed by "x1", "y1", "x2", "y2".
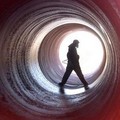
[{"x1": 59, "y1": 29, "x2": 105, "y2": 84}]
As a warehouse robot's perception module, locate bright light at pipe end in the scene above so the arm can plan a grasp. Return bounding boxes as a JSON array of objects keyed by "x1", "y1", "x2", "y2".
[{"x1": 59, "y1": 30, "x2": 104, "y2": 80}]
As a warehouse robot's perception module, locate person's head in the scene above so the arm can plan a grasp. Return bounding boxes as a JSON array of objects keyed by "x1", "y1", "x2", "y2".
[{"x1": 73, "y1": 40, "x2": 79, "y2": 48}]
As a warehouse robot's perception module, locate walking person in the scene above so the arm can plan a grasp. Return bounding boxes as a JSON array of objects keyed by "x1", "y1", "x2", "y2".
[{"x1": 59, "y1": 40, "x2": 89, "y2": 90}]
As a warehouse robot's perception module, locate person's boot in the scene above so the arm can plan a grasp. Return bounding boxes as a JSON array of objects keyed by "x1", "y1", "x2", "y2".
[
  {"x1": 58, "y1": 82, "x2": 64, "y2": 87},
  {"x1": 84, "y1": 84, "x2": 89, "y2": 90}
]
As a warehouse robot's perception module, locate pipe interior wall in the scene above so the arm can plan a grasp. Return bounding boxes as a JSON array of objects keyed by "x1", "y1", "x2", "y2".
[{"x1": 0, "y1": 0, "x2": 120, "y2": 120}]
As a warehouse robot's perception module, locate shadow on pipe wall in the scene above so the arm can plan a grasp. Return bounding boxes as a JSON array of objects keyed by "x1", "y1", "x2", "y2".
[{"x1": 0, "y1": 0, "x2": 120, "y2": 120}]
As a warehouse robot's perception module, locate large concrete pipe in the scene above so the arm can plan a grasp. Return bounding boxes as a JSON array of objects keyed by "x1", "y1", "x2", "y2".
[{"x1": 0, "y1": 0, "x2": 120, "y2": 120}]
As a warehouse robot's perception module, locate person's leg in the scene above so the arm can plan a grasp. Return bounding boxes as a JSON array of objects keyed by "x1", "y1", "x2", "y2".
[
  {"x1": 59, "y1": 62, "x2": 73, "y2": 86},
  {"x1": 74, "y1": 64, "x2": 88, "y2": 87}
]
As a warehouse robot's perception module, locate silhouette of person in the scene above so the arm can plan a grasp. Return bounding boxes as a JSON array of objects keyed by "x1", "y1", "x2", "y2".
[{"x1": 59, "y1": 40, "x2": 89, "y2": 90}]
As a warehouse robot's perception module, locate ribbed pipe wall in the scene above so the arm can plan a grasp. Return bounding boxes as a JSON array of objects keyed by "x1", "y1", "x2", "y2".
[{"x1": 0, "y1": 0, "x2": 120, "y2": 120}]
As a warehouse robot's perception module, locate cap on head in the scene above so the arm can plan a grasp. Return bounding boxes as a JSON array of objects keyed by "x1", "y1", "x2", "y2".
[{"x1": 73, "y1": 40, "x2": 79, "y2": 44}]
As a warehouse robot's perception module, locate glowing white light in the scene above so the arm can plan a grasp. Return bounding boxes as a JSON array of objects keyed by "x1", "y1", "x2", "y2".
[{"x1": 59, "y1": 30, "x2": 104, "y2": 78}]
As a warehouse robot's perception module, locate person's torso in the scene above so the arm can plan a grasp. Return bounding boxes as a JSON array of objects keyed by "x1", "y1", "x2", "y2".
[{"x1": 67, "y1": 44, "x2": 79, "y2": 64}]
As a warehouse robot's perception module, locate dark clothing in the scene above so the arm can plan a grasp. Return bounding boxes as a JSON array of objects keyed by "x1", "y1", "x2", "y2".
[
  {"x1": 60, "y1": 43, "x2": 88, "y2": 86},
  {"x1": 67, "y1": 43, "x2": 79, "y2": 65}
]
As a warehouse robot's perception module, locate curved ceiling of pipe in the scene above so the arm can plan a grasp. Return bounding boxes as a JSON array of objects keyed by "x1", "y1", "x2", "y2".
[{"x1": 0, "y1": 0, "x2": 120, "y2": 120}]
